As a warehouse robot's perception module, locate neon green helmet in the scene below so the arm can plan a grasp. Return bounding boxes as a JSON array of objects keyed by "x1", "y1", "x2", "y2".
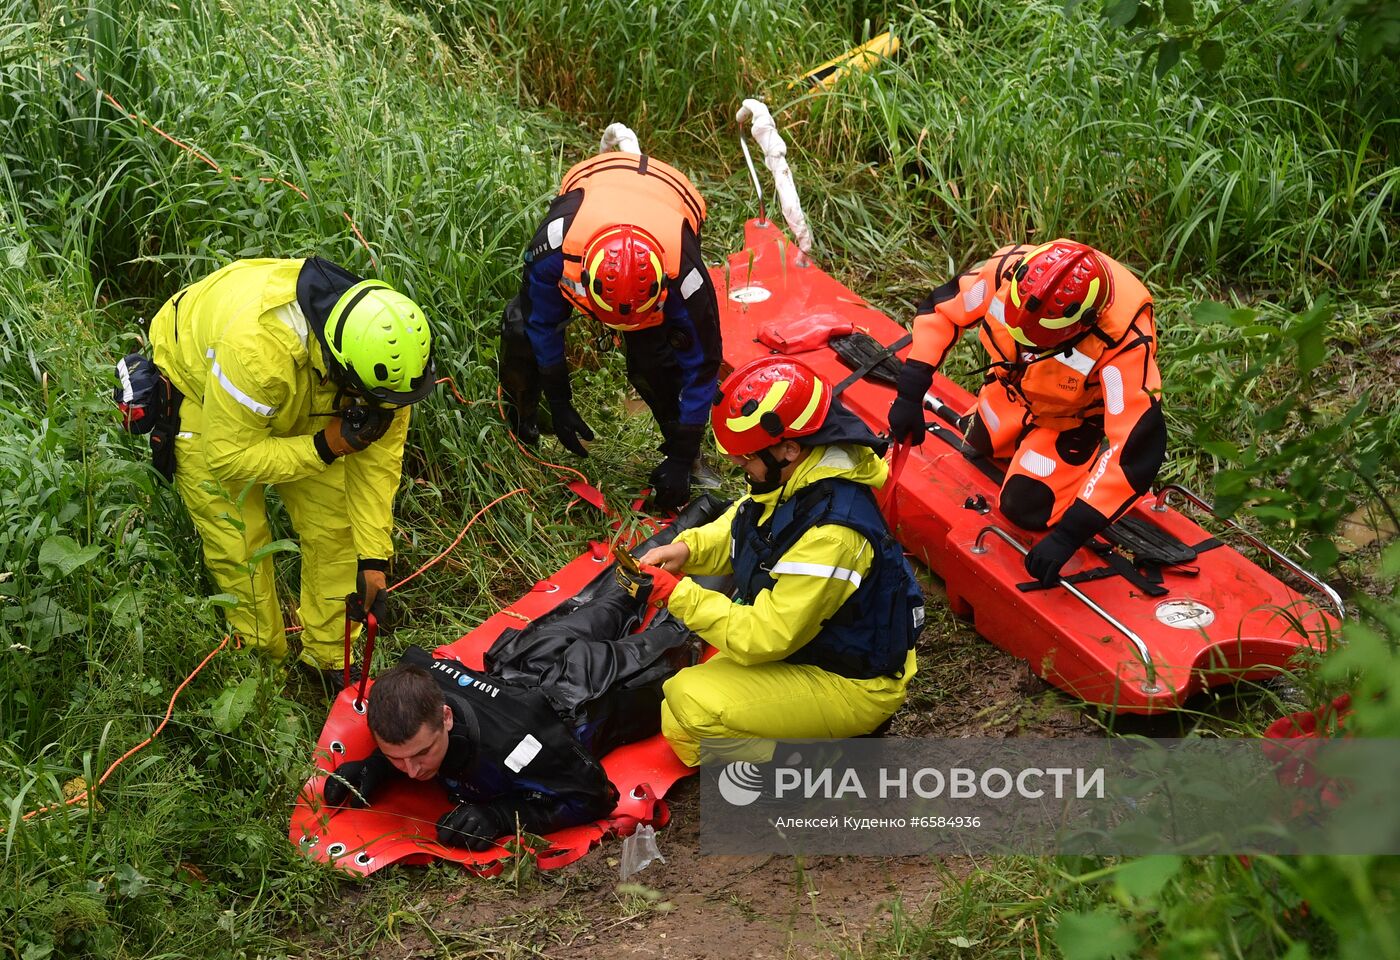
[{"x1": 325, "y1": 280, "x2": 436, "y2": 404}]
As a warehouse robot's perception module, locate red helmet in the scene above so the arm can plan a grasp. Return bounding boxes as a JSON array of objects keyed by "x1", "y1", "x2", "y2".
[
  {"x1": 1002, "y1": 240, "x2": 1113, "y2": 350},
  {"x1": 712, "y1": 356, "x2": 832, "y2": 457},
  {"x1": 580, "y1": 224, "x2": 667, "y2": 329}
]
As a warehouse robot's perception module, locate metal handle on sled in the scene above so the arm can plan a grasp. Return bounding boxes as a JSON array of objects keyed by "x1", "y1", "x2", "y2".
[
  {"x1": 971, "y1": 525, "x2": 1160, "y2": 693},
  {"x1": 1150, "y1": 483, "x2": 1346, "y2": 621}
]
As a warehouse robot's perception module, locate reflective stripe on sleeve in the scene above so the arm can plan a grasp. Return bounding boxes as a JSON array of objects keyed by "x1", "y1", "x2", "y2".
[
  {"x1": 211, "y1": 360, "x2": 276, "y2": 417},
  {"x1": 546, "y1": 217, "x2": 565, "y2": 250},
  {"x1": 978, "y1": 396, "x2": 1001, "y2": 432},
  {"x1": 1101, "y1": 364, "x2": 1125, "y2": 415},
  {"x1": 962, "y1": 279, "x2": 987, "y2": 312},
  {"x1": 769, "y1": 560, "x2": 863, "y2": 589}
]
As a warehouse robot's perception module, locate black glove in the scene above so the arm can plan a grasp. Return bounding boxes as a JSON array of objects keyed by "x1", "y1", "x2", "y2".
[
  {"x1": 345, "y1": 561, "x2": 389, "y2": 629},
  {"x1": 614, "y1": 560, "x2": 678, "y2": 607},
  {"x1": 613, "y1": 561, "x2": 650, "y2": 601},
  {"x1": 340, "y1": 403, "x2": 395, "y2": 451},
  {"x1": 323, "y1": 757, "x2": 385, "y2": 808},
  {"x1": 499, "y1": 292, "x2": 542, "y2": 444},
  {"x1": 1023, "y1": 502, "x2": 1105, "y2": 585},
  {"x1": 649, "y1": 422, "x2": 705, "y2": 511},
  {"x1": 1024, "y1": 527, "x2": 1080, "y2": 586},
  {"x1": 538, "y1": 364, "x2": 595, "y2": 457},
  {"x1": 888, "y1": 358, "x2": 935, "y2": 445},
  {"x1": 436, "y1": 802, "x2": 511, "y2": 851}
]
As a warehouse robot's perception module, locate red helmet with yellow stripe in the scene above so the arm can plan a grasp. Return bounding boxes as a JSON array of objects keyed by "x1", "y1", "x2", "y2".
[
  {"x1": 712, "y1": 356, "x2": 832, "y2": 457},
  {"x1": 580, "y1": 224, "x2": 667, "y2": 330},
  {"x1": 1003, "y1": 240, "x2": 1113, "y2": 350}
]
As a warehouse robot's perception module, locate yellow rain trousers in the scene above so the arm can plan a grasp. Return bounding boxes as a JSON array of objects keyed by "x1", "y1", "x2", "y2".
[
  {"x1": 151, "y1": 259, "x2": 409, "y2": 669},
  {"x1": 660, "y1": 444, "x2": 918, "y2": 766}
]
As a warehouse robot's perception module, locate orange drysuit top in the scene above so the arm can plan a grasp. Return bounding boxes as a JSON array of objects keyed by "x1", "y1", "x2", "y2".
[{"x1": 909, "y1": 242, "x2": 1165, "y2": 525}]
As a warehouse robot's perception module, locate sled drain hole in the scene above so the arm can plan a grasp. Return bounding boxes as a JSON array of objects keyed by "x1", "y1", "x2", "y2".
[
  {"x1": 329, "y1": 740, "x2": 345, "y2": 754},
  {"x1": 354, "y1": 852, "x2": 373, "y2": 867},
  {"x1": 326, "y1": 843, "x2": 347, "y2": 858}
]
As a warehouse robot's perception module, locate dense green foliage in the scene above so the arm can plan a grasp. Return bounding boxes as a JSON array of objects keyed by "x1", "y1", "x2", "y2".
[
  {"x1": 1, "y1": 0, "x2": 1396, "y2": 956},
  {"x1": 1079, "y1": 0, "x2": 1400, "y2": 80}
]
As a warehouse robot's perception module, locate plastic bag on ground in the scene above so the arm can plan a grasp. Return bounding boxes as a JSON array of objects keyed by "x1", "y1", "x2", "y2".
[{"x1": 619, "y1": 824, "x2": 666, "y2": 880}]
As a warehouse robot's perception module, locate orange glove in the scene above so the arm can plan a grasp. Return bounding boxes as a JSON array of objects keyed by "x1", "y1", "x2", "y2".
[
  {"x1": 614, "y1": 559, "x2": 680, "y2": 607},
  {"x1": 639, "y1": 562, "x2": 680, "y2": 606}
]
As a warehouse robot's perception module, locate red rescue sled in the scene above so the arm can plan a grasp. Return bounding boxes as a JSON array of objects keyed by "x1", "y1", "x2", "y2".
[
  {"x1": 289, "y1": 538, "x2": 695, "y2": 877},
  {"x1": 713, "y1": 217, "x2": 1342, "y2": 713}
]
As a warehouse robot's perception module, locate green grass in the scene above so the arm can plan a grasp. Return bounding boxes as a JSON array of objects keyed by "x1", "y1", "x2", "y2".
[{"x1": 1, "y1": 0, "x2": 1397, "y2": 957}]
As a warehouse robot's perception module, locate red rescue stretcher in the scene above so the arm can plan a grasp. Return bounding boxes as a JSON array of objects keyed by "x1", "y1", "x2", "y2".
[
  {"x1": 288, "y1": 539, "x2": 695, "y2": 877},
  {"x1": 714, "y1": 216, "x2": 1343, "y2": 714}
]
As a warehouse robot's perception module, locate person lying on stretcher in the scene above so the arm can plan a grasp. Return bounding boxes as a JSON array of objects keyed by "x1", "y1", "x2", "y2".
[
  {"x1": 322, "y1": 646, "x2": 617, "y2": 851},
  {"x1": 319, "y1": 556, "x2": 700, "y2": 851}
]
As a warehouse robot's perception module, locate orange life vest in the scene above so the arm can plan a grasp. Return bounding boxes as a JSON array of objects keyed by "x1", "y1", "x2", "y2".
[
  {"x1": 556, "y1": 153, "x2": 706, "y2": 330},
  {"x1": 979, "y1": 249, "x2": 1154, "y2": 429}
]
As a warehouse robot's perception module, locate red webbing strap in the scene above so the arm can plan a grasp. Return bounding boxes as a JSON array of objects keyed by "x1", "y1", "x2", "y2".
[
  {"x1": 355, "y1": 613, "x2": 377, "y2": 709},
  {"x1": 567, "y1": 479, "x2": 609, "y2": 514},
  {"x1": 882, "y1": 441, "x2": 910, "y2": 529},
  {"x1": 342, "y1": 616, "x2": 355, "y2": 689}
]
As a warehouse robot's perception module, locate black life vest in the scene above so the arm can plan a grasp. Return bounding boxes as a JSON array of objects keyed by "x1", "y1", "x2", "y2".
[{"x1": 730, "y1": 478, "x2": 924, "y2": 679}]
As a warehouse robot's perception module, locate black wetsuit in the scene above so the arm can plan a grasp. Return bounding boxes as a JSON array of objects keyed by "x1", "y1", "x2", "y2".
[{"x1": 358, "y1": 646, "x2": 618, "y2": 837}]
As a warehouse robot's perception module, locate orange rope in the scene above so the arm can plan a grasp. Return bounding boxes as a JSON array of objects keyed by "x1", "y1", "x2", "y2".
[
  {"x1": 390, "y1": 488, "x2": 528, "y2": 592},
  {"x1": 14, "y1": 484, "x2": 530, "y2": 829},
  {"x1": 494, "y1": 384, "x2": 591, "y2": 486},
  {"x1": 11, "y1": 634, "x2": 231, "y2": 830},
  {"x1": 276, "y1": 376, "x2": 570, "y2": 635},
  {"x1": 435, "y1": 376, "x2": 470, "y2": 405},
  {"x1": 73, "y1": 70, "x2": 378, "y2": 269}
]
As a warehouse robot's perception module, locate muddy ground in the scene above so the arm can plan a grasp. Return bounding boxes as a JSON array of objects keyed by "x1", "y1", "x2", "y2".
[{"x1": 328, "y1": 780, "x2": 955, "y2": 960}]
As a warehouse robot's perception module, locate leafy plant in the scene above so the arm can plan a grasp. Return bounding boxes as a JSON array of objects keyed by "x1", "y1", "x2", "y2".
[{"x1": 1069, "y1": 0, "x2": 1400, "y2": 77}]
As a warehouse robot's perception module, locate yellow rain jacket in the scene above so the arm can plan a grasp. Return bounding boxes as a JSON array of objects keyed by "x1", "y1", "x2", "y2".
[
  {"x1": 151, "y1": 259, "x2": 409, "y2": 668},
  {"x1": 660, "y1": 443, "x2": 918, "y2": 766}
]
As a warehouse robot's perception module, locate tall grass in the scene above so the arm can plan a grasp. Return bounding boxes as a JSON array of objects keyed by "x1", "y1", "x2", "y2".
[
  {"x1": 1, "y1": 0, "x2": 1397, "y2": 956},
  {"x1": 411, "y1": 0, "x2": 1399, "y2": 295},
  {"x1": 791, "y1": 2, "x2": 1399, "y2": 292},
  {"x1": 416, "y1": 0, "x2": 850, "y2": 147},
  {"x1": 0, "y1": 0, "x2": 652, "y2": 954}
]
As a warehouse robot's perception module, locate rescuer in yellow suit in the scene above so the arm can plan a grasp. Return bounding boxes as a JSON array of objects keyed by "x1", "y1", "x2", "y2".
[
  {"x1": 626, "y1": 357, "x2": 925, "y2": 766},
  {"x1": 150, "y1": 257, "x2": 435, "y2": 688}
]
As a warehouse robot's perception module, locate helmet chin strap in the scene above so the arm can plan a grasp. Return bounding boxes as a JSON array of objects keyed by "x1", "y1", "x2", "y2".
[{"x1": 746, "y1": 446, "x2": 793, "y2": 495}]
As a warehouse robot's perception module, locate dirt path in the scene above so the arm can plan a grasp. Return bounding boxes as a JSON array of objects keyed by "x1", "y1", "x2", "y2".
[{"x1": 331, "y1": 779, "x2": 950, "y2": 960}]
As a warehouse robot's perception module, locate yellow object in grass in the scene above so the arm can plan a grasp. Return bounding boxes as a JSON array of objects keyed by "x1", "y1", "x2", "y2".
[{"x1": 792, "y1": 31, "x2": 899, "y2": 90}]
